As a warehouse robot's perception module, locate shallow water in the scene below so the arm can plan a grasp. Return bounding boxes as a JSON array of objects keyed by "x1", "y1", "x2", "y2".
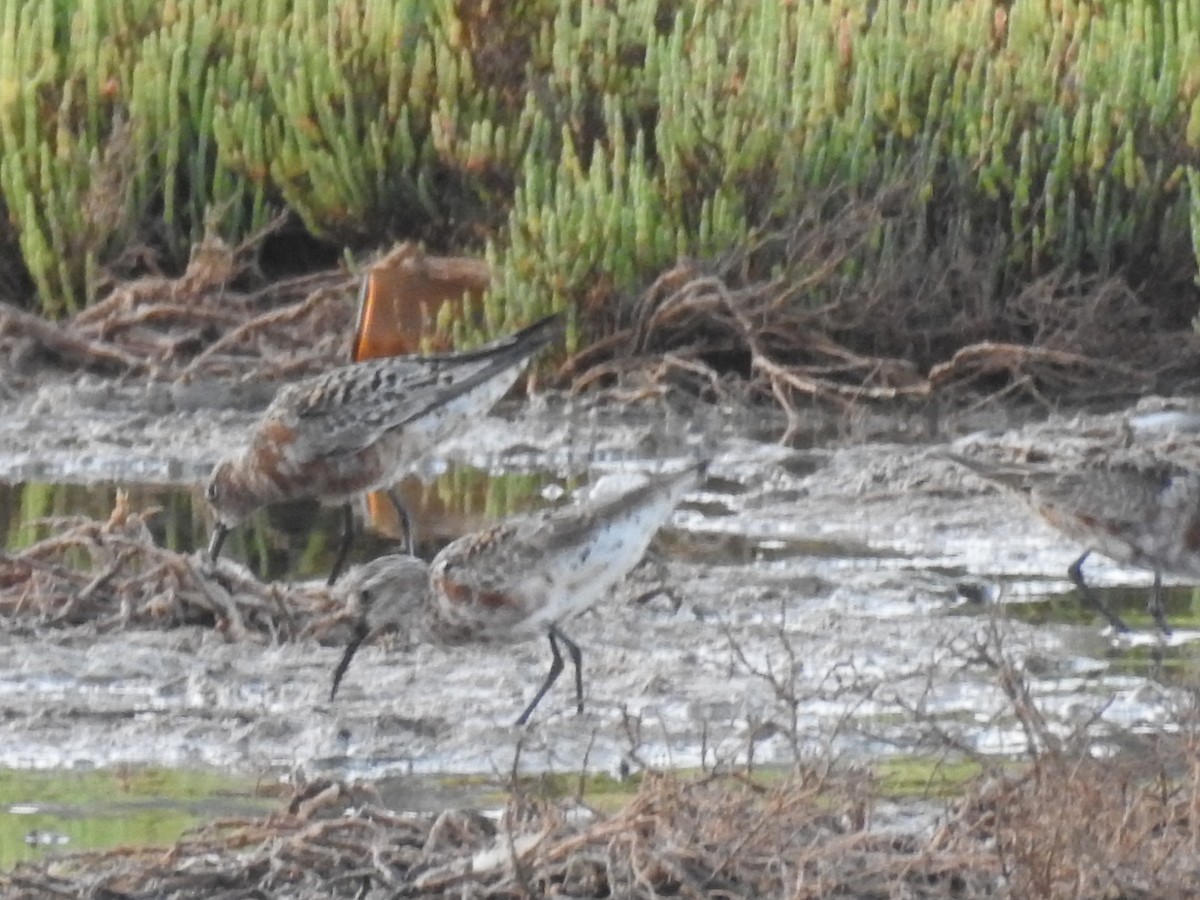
[
  {"x1": 0, "y1": 468, "x2": 562, "y2": 581},
  {"x1": 2, "y1": 387, "x2": 1200, "y2": 859},
  {"x1": 0, "y1": 767, "x2": 274, "y2": 870}
]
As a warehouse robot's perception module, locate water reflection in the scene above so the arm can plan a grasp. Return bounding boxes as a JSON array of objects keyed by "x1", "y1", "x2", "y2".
[
  {"x1": 0, "y1": 767, "x2": 273, "y2": 870},
  {"x1": 0, "y1": 468, "x2": 564, "y2": 582},
  {"x1": 0, "y1": 482, "x2": 209, "y2": 553},
  {"x1": 661, "y1": 528, "x2": 891, "y2": 564},
  {"x1": 958, "y1": 582, "x2": 1200, "y2": 634},
  {"x1": 952, "y1": 580, "x2": 1200, "y2": 685}
]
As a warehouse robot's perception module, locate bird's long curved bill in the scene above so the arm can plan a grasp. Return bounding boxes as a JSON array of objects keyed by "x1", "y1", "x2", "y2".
[
  {"x1": 329, "y1": 619, "x2": 370, "y2": 701},
  {"x1": 208, "y1": 523, "x2": 230, "y2": 562}
]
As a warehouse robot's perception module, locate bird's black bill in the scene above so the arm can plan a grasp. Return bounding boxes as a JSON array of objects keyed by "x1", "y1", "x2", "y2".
[
  {"x1": 386, "y1": 489, "x2": 416, "y2": 556},
  {"x1": 208, "y1": 523, "x2": 230, "y2": 563},
  {"x1": 329, "y1": 618, "x2": 370, "y2": 701},
  {"x1": 327, "y1": 503, "x2": 357, "y2": 587}
]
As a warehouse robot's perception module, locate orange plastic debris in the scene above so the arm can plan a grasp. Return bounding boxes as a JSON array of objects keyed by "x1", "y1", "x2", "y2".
[
  {"x1": 351, "y1": 243, "x2": 491, "y2": 361},
  {"x1": 352, "y1": 244, "x2": 492, "y2": 541}
]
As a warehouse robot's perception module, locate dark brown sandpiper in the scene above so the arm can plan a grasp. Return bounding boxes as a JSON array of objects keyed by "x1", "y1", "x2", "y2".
[
  {"x1": 328, "y1": 461, "x2": 705, "y2": 725},
  {"x1": 205, "y1": 314, "x2": 561, "y2": 585},
  {"x1": 943, "y1": 450, "x2": 1200, "y2": 634}
]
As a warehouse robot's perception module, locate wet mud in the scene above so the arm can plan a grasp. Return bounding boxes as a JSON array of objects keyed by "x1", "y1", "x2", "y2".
[{"x1": 1, "y1": 375, "x2": 1199, "y2": 787}]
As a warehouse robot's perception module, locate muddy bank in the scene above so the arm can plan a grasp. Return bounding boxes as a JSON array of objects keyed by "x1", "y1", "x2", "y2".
[{"x1": 2, "y1": 373, "x2": 1199, "y2": 781}]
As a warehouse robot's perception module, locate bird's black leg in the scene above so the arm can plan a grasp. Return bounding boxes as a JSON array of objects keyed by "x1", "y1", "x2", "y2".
[
  {"x1": 1068, "y1": 551, "x2": 1130, "y2": 633},
  {"x1": 329, "y1": 617, "x2": 370, "y2": 701},
  {"x1": 555, "y1": 626, "x2": 585, "y2": 715},
  {"x1": 327, "y1": 503, "x2": 356, "y2": 587},
  {"x1": 517, "y1": 629, "x2": 565, "y2": 726},
  {"x1": 1148, "y1": 570, "x2": 1172, "y2": 636},
  {"x1": 516, "y1": 630, "x2": 564, "y2": 726},
  {"x1": 515, "y1": 626, "x2": 585, "y2": 726},
  {"x1": 386, "y1": 489, "x2": 416, "y2": 556}
]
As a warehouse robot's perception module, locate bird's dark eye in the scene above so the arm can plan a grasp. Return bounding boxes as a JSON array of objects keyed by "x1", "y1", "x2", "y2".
[
  {"x1": 359, "y1": 589, "x2": 371, "y2": 606},
  {"x1": 205, "y1": 481, "x2": 218, "y2": 503}
]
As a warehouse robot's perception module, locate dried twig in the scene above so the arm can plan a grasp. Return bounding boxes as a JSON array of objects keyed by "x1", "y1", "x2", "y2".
[
  {"x1": 0, "y1": 499, "x2": 344, "y2": 640},
  {"x1": 0, "y1": 302, "x2": 149, "y2": 372}
]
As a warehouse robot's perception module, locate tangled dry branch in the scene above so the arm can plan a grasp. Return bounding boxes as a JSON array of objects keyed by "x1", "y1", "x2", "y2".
[
  {"x1": 9, "y1": 746, "x2": 1195, "y2": 899},
  {"x1": 2, "y1": 188, "x2": 1198, "y2": 433},
  {"x1": 0, "y1": 771, "x2": 1000, "y2": 899},
  {"x1": 0, "y1": 222, "x2": 357, "y2": 382},
  {"x1": 0, "y1": 492, "x2": 348, "y2": 645},
  {"x1": 563, "y1": 191, "x2": 1200, "y2": 430}
]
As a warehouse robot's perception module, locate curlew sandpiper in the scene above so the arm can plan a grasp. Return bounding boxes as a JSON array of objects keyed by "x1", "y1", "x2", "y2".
[
  {"x1": 205, "y1": 314, "x2": 560, "y2": 584},
  {"x1": 328, "y1": 461, "x2": 704, "y2": 724},
  {"x1": 943, "y1": 450, "x2": 1200, "y2": 634}
]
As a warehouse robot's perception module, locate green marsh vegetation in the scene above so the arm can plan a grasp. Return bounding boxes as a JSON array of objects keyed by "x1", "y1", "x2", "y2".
[
  {"x1": 0, "y1": 766, "x2": 272, "y2": 871},
  {"x1": 0, "y1": 0, "x2": 1197, "y2": 402}
]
